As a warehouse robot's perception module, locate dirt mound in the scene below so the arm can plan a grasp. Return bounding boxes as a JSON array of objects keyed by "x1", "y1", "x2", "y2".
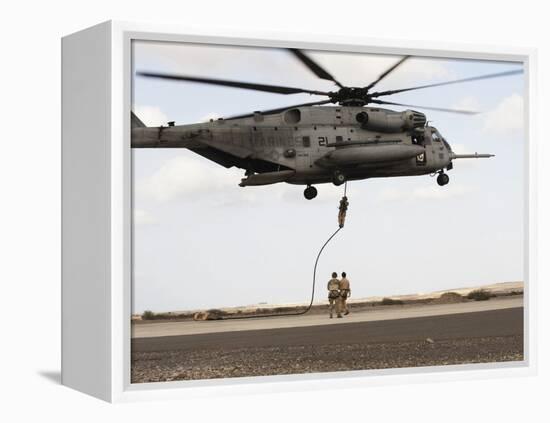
[
  {"x1": 193, "y1": 309, "x2": 224, "y2": 321},
  {"x1": 432, "y1": 292, "x2": 466, "y2": 304}
]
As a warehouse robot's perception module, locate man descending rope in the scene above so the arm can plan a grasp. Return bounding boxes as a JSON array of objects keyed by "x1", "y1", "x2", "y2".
[
  {"x1": 338, "y1": 195, "x2": 349, "y2": 228},
  {"x1": 327, "y1": 272, "x2": 341, "y2": 318}
]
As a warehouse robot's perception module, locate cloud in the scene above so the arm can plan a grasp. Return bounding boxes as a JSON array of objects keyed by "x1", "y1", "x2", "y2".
[
  {"x1": 451, "y1": 143, "x2": 469, "y2": 155},
  {"x1": 133, "y1": 105, "x2": 169, "y2": 126},
  {"x1": 134, "y1": 209, "x2": 157, "y2": 225},
  {"x1": 482, "y1": 94, "x2": 523, "y2": 134},
  {"x1": 380, "y1": 183, "x2": 472, "y2": 202},
  {"x1": 451, "y1": 96, "x2": 481, "y2": 112},
  {"x1": 134, "y1": 42, "x2": 296, "y2": 85},
  {"x1": 134, "y1": 151, "x2": 353, "y2": 206},
  {"x1": 136, "y1": 154, "x2": 240, "y2": 202}
]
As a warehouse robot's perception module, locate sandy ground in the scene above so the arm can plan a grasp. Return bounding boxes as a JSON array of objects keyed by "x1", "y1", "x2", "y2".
[
  {"x1": 132, "y1": 296, "x2": 523, "y2": 338},
  {"x1": 132, "y1": 336, "x2": 523, "y2": 382},
  {"x1": 131, "y1": 303, "x2": 524, "y2": 383},
  {"x1": 131, "y1": 281, "x2": 524, "y2": 322}
]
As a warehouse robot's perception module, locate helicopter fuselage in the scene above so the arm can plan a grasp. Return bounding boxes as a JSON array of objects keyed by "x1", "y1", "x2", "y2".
[{"x1": 132, "y1": 106, "x2": 457, "y2": 190}]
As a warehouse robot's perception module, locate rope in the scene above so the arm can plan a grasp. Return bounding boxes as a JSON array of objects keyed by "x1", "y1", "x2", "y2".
[
  {"x1": 220, "y1": 225, "x2": 343, "y2": 320},
  {"x1": 219, "y1": 183, "x2": 347, "y2": 321}
]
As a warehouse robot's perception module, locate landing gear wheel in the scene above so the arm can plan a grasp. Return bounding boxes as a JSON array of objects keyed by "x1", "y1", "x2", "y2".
[
  {"x1": 332, "y1": 170, "x2": 346, "y2": 186},
  {"x1": 437, "y1": 173, "x2": 450, "y2": 186},
  {"x1": 304, "y1": 185, "x2": 318, "y2": 200}
]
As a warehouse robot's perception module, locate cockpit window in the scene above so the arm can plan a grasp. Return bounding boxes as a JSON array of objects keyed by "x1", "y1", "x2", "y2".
[{"x1": 431, "y1": 132, "x2": 441, "y2": 142}]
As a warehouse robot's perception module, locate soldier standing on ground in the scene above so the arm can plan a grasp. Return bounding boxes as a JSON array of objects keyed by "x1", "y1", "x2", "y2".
[
  {"x1": 327, "y1": 272, "x2": 341, "y2": 318},
  {"x1": 339, "y1": 271, "x2": 351, "y2": 316}
]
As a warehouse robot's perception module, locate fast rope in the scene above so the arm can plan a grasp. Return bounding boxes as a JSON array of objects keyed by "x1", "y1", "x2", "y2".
[{"x1": 220, "y1": 182, "x2": 348, "y2": 320}]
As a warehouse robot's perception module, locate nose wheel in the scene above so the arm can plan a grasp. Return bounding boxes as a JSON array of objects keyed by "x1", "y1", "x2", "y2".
[
  {"x1": 437, "y1": 172, "x2": 450, "y2": 186},
  {"x1": 304, "y1": 185, "x2": 318, "y2": 200}
]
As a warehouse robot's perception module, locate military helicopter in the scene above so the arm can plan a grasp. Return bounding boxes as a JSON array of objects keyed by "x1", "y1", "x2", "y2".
[{"x1": 132, "y1": 49, "x2": 521, "y2": 200}]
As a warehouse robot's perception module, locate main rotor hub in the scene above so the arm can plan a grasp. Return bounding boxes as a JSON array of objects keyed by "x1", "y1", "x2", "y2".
[
  {"x1": 330, "y1": 87, "x2": 371, "y2": 106},
  {"x1": 340, "y1": 99, "x2": 368, "y2": 106}
]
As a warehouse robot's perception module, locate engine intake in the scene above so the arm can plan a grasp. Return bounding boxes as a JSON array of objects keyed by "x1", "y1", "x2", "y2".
[{"x1": 356, "y1": 109, "x2": 426, "y2": 132}]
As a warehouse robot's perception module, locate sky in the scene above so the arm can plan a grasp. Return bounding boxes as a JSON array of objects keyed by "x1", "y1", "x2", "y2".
[{"x1": 131, "y1": 40, "x2": 525, "y2": 313}]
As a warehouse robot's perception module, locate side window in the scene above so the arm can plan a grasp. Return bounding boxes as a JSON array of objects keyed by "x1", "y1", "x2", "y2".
[
  {"x1": 302, "y1": 136, "x2": 311, "y2": 147},
  {"x1": 336, "y1": 135, "x2": 343, "y2": 143}
]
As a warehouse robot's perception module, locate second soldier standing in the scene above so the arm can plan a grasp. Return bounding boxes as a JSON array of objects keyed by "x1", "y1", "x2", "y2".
[{"x1": 339, "y1": 272, "x2": 351, "y2": 316}]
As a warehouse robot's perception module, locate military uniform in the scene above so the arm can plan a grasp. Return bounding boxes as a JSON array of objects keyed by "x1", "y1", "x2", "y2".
[
  {"x1": 339, "y1": 277, "x2": 351, "y2": 315},
  {"x1": 338, "y1": 196, "x2": 349, "y2": 228},
  {"x1": 327, "y1": 278, "x2": 341, "y2": 318}
]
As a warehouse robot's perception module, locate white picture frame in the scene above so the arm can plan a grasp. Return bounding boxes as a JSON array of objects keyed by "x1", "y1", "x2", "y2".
[{"x1": 61, "y1": 20, "x2": 537, "y2": 403}]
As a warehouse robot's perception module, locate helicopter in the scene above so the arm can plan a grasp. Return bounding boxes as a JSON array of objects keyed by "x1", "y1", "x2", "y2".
[{"x1": 131, "y1": 49, "x2": 521, "y2": 200}]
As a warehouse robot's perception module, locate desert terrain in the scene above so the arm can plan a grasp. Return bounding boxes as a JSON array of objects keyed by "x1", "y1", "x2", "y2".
[{"x1": 131, "y1": 282, "x2": 524, "y2": 383}]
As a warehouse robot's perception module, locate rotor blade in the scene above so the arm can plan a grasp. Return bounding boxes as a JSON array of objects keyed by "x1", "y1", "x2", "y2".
[
  {"x1": 370, "y1": 69, "x2": 523, "y2": 97},
  {"x1": 370, "y1": 99, "x2": 479, "y2": 115},
  {"x1": 289, "y1": 49, "x2": 344, "y2": 88},
  {"x1": 226, "y1": 99, "x2": 333, "y2": 120},
  {"x1": 137, "y1": 71, "x2": 330, "y2": 96},
  {"x1": 364, "y1": 56, "x2": 410, "y2": 91}
]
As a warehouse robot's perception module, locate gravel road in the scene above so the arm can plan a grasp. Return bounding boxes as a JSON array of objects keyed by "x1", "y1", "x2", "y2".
[{"x1": 131, "y1": 307, "x2": 524, "y2": 383}]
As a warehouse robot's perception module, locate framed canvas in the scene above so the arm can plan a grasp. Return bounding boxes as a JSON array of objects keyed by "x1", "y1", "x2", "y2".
[{"x1": 61, "y1": 20, "x2": 537, "y2": 402}]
